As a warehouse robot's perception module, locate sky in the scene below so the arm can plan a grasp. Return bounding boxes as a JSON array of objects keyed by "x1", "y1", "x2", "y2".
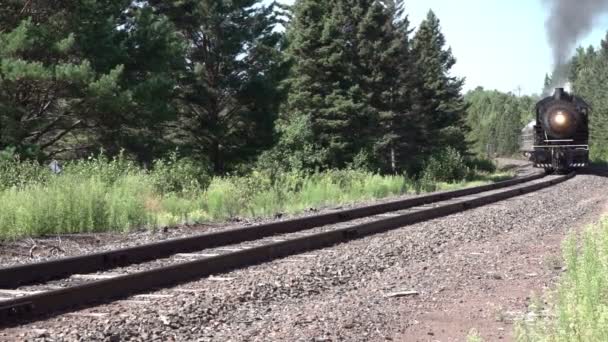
[{"x1": 268, "y1": 0, "x2": 608, "y2": 96}]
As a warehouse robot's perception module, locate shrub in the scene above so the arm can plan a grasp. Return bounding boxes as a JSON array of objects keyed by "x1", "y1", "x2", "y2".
[
  {"x1": 0, "y1": 153, "x2": 50, "y2": 190},
  {"x1": 150, "y1": 152, "x2": 211, "y2": 194},
  {"x1": 466, "y1": 157, "x2": 497, "y2": 173},
  {"x1": 421, "y1": 147, "x2": 470, "y2": 183}
]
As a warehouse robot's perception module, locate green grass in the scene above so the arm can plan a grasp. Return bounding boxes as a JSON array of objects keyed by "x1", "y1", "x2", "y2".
[
  {"x1": 515, "y1": 216, "x2": 608, "y2": 341},
  {"x1": 0, "y1": 156, "x2": 511, "y2": 240}
]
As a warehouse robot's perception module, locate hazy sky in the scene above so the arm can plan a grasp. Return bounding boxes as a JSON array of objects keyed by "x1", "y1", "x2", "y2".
[{"x1": 267, "y1": 0, "x2": 608, "y2": 95}]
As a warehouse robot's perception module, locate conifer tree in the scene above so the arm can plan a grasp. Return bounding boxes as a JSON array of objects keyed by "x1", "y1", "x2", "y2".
[
  {"x1": 411, "y1": 10, "x2": 468, "y2": 154},
  {"x1": 358, "y1": 0, "x2": 424, "y2": 172},
  {"x1": 272, "y1": 0, "x2": 368, "y2": 170},
  {"x1": 0, "y1": 2, "x2": 128, "y2": 158},
  {"x1": 0, "y1": 1, "x2": 184, "y2": 161},
  {"x1": 571, "y1": 35, "x2": 608, "y2": 160},
  {"x1": 148, "y1": 0, "x2": 285, "y2": 174},
  {"x1": 273, "y1": 0, "x2": 426, "y2": 172}
]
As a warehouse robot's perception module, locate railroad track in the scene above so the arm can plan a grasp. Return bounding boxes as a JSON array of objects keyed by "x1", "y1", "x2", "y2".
[{"x1": 0, "y1": 171, "x2": 573, "y2": 326}]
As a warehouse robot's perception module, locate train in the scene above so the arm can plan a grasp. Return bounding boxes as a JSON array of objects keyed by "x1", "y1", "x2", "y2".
[{"x1": 520, "y1": 87, "x2": 589, "y2": 173}]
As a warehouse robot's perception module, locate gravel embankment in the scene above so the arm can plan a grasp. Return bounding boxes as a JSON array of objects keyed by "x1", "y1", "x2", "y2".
[{"x1": 2, "y1": 169, "x2": 606, "y2": 341}]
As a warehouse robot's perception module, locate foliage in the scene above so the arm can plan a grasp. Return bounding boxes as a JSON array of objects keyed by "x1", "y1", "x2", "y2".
[
  {"x1": 266, "y1": 1, "x2": 465, "y2": 174},
  {"x1": 569, "y1": 40, "x2": 608, "y2": 161},
  {"x1": 0, "y1": 1, "x2": 184, "y2": 162},
  {"x1": 464, "y1": 88, "x2": 537, "y2": 157},
  {"x1": 515, "y1": 217, "x2": 608, "y2": 341},
  {"x1": 411, "y1": 10, "x2": 468, "y2": 155},
  {"x1": 150, "y1": 152, "x2": 211, "y2": 194},
  {"x1": 0, "y1": 150, "x2": 50, "y2": 190},
  {"x1": 148, "y1": 0, "x2": 286, "y2": 174},
  {"x1": 0, "y1": 1, "x2": 478, "y2": 176},
  {"x1": 466, "y1": 157, "x2": 497, "y2": 174},
  {"x1": 0, "y1": 156, "x2": 509, "y2": 239},
  {"x1": 421, "y1": 147, "x2": 469, "y2": 183}
]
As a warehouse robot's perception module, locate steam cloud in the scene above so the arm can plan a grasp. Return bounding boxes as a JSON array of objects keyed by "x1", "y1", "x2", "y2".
[{"x1": 544, "y1": 0, "x2": 608, "y2": 86}]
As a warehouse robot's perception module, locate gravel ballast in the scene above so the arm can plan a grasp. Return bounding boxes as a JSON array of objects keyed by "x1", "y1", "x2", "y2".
[{"x1": 2, "y1": 170, "x2": 605, "y2": 341}]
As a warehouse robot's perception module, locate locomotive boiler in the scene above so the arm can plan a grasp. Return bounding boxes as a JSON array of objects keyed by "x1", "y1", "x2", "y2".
[{"x1": 520, "y1": 87, "x2": 589, "y2": 172}]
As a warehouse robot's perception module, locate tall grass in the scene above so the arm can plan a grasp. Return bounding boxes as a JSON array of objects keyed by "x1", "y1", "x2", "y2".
[
  {"x1": 0, "y1": 153, "x2": 508, "y2": 240},
  {"x1": 203, "y1": 170, "x2": 411, "y2": 220},
  {"x1": 515, "y1": 217, "x2": 608, "y2": 341}
]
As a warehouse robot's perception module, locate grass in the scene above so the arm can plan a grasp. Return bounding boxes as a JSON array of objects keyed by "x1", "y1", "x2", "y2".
[
  {"x1": 0, "y1": 155, "x2": 511, "y2": 240},
  {"x1": 515, "y1": 216, "x2": 608, "y2": 341}
]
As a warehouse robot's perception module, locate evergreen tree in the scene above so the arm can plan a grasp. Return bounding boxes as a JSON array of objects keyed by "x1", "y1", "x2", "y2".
[
  {"x1": 358, "y1": 0, "x2": 424, "y2": 173},
  {"x1": 271, "y1": 0, "x2": 372, "y2": 170},
  {"x1": 571, "y1": 35, "x2": 608, "y2": 160},
  {"x1": 0, "y1": 2, "x2": 127, "y2": 158},
  {"x1": 411, "y1": 10, "x2": 468, "y2": 154},
  {"x1": 0, "y1": 1, "x2": 184, "y2": 161},
  {"x1": 148, "y1": 0, "x2": 285, "y2": 174},
  {"x1": 271, "y1": 0, "x2": 425, "y2": 172}
]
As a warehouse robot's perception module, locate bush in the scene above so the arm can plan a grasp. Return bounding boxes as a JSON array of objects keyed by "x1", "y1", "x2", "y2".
[
  {"x1": 421, "y1": 147, "x2": 470, "y2": 183},
  {"x1": 466, "y1": 157, "x2": 497, "y2": 173},
  {"x1": 150, "y1": 152, "x2": 211, "y2": 194},
  {"x1": 0, "y1": 152, "x2": 50, "y2": 190},
  {"x1": 0, "y1": 152, "x2": 510, "y2": 239}
]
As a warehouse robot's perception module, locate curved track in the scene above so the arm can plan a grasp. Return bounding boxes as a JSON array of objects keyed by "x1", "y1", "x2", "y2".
[{"x1": 0, "y1": 172, "x2": 572, "y2": 326}]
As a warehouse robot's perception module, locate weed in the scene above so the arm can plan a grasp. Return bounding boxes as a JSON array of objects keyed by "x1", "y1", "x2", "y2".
[{"x1": 515, "y1": 218, "x2": 608, "y2": 341}]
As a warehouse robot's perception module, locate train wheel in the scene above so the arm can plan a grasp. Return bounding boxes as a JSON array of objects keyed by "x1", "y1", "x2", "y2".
[{"x1": 544, "y1": 167, "x2": 555, "y2": 174}]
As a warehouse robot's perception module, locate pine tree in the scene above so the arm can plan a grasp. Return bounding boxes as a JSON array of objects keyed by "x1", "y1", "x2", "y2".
[
  {"x1": 272, "y1": 0, "x2": 426, "y2": 172},
  {"x1": 271, "y1": 0, "x2": 373, "y2": 170},
  {"x1": 411, "y1": 10, "x2": 468, "y2": 155},
  {"x1": 0, "y1": 3, "x2": 128, "y2": 158},
  {"x1": 357, "y1": 0, "x2": 424, "y2": 173},
  {"x1": 0, "y1": 1, "x2": 184, "y2": 161},
  {"x1": 571, "y1": 35, "x2": 608, "y2": 160},
  {"x1": 148, "y1": 0, "x2": 285, "y2": 174}
]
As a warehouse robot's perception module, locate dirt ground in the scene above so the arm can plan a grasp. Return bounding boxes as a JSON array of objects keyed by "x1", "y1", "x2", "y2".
[{"x1": 399, "y1": 191, "x2": 606, "y2": 341}]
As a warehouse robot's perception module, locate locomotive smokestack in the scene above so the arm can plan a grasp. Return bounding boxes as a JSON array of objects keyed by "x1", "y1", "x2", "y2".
[
  {"x1": 554, "y1": 87, "x2": 564, "y2": 100},
  {"x1": 543, "y1": 0, "x2": 608, "y2": 86}
]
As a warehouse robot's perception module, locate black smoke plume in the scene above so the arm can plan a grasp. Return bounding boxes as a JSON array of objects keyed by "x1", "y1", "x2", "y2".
[{"x1": 544, "y1": 0, "x2": 608, "y2": 87}]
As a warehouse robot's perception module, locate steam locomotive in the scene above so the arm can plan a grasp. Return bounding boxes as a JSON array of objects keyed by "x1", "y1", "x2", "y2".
[{"x1": 520, "y1": 87, "x2": 589, "y2": 173}]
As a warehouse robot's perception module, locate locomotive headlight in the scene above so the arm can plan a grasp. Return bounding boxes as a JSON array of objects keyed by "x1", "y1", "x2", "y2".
[{"x1": 554, "y1": 112, "x2": 567, "y2": 125}]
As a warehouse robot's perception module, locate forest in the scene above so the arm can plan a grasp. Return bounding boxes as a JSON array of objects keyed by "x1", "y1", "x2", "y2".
[{"x1": 0, "y1": 0, "x2": 470, "y2": 175}]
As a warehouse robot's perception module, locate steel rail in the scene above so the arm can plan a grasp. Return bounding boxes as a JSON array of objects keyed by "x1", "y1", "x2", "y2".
[
  {"x1": 0, "y1": 172, "x2": 545, "y2": 288},
  {"x1": 0, "y1": 172, "x2": 572, "y2": 326}
]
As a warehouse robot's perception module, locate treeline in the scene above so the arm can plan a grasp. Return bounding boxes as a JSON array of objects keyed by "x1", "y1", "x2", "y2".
[
  {"x1": 464, "y1": 88, "x2": 536, "y2": 157},
  {"x1": 0, "y1": 0, "x2": 467, "y2": 175},
  {"x1": 566, "y1": 36, "x2": 608, "y2": 161}
]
